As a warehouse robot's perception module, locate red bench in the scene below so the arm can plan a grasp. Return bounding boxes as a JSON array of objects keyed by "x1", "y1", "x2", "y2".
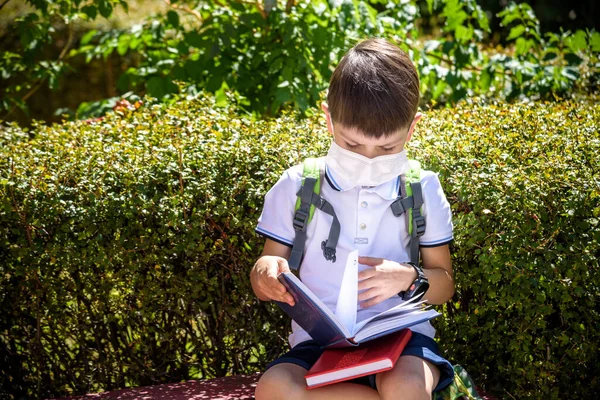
[
  {"x1": 53, "y1": 373, "x2": 496, "y2": 400},
  {"x1": 53, "y1": 373, "x2": 260, "y2": 400}
]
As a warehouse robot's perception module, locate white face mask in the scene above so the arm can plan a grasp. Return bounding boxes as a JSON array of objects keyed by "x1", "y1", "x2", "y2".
[{"x1": 325, "y1": 141, "x2": 410, "y2": 187}]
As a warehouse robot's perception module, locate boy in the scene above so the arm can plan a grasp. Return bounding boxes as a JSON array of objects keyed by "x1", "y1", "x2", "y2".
[{"x1": 250, "y1": 38, "x2": 455, "y2": 400}]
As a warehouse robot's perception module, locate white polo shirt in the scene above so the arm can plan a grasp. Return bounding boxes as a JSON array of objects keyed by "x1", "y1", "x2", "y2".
[{"x1": 256, "y1": 160, "x2": 453, "y2": 348}]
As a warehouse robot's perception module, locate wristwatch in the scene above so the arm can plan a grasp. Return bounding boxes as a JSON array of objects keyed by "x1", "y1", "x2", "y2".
[{"x1": 398, "y1": 262, "x2": 429, "y2": 301}]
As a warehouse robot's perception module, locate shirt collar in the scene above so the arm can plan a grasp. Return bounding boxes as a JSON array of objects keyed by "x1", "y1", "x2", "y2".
[{"x1": 324, "y1": 163, "x2": 401, "y2": 201}]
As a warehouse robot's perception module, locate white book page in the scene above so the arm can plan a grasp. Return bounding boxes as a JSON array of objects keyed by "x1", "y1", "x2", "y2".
[
  {"x1": 352, "y1": 299, "x2": 427, "y2": 334},
  {"x1": 353, "y1": 309, "x2": 440, "y2": 343},
  {"x1": 334, "y1": 250, "x2": 359, "y2": 335}
]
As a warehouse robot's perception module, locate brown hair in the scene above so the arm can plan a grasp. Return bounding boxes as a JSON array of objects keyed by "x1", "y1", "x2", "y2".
[{"x1": 326, "y1": 38, "x2": 420, "y2": 137}]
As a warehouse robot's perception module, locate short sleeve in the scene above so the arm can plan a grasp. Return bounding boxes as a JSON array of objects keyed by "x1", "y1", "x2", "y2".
[
  {"x1": 255, "y1": 165, "x2": 303, "y2": 247},
  {"x1": 419, "y1": 171, "x2": 453, "y2": 247}
]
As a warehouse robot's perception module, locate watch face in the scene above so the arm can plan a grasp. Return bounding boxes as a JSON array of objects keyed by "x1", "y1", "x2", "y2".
[
  {"x1": 399, "y1": 263, "x2": 429, "y2": 300},
  {"x1": 402, "y1": 278, "x2": 429, "y2": 301},
  {"x1": 414, "y1": 281, "x2": 429, "y2": 298}
]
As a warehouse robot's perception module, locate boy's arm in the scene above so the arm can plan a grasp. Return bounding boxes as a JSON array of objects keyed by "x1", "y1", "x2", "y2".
[
  {"x1": 420, "y1": 244, "x2": 454, "y2": 305},
  {"x1": 250, "y1": 239, "x2": 295, "y2": 306}
]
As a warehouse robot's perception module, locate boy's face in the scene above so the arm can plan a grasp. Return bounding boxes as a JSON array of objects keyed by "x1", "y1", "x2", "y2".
[{"x1": 321, "y1": 103, "x2": 422, "y2": 159}]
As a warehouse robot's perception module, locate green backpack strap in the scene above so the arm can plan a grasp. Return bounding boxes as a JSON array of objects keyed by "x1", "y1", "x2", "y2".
[
  {"x1": 390, "y1": 160, "x2": 426, "y2": 266},
  {"x1": 289, "y1": 158, "x2": 340, "y2": 272},
  {"x1": 294, "y1": 158, "x2": 322, "y2": 224}
]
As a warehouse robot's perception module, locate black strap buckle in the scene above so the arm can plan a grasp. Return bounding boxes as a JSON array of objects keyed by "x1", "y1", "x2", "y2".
[
  {"x1": 412, "y1": 208, "x2": 426, "y2": 237},
  {"x1": 321, "y1": 241, "x2": 337, "y2": 262},
  {"x1": 391, "y1": 196, "x2": 415, "y2": 217},
  {"x1": 293, "y1": 208, "x2": 309, "y2": 231},
  {"x1": 390, "y1": 198, "x2": 406, "y2": 216}
]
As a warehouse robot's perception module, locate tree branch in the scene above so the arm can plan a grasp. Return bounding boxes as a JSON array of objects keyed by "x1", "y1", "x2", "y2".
[
  {"x1": 285, "y1": 0, "x2": 295, "y2": 13},
  {"x1": 0, "y1": 0, "x2": 12, "y2": 12},
  {"x1": 58, "y1": 22, "x2": 74, "y2": 60},
  {"x1": 163, "y1": 0, "x2": 203, "y2": 23},
  {"x1": 255, "y1": 0, "x2": 267, "y2": 19}
]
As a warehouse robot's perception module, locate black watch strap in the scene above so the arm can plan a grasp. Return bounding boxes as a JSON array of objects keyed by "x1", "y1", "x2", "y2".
[{"x1": 398, "y1": 262, "x2": 429, "y2": 301}]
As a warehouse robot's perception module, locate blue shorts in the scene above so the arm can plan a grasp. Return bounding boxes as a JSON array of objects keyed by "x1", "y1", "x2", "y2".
[{"x1": 266, "y1": 331, "x2": 454, "y2": 392}]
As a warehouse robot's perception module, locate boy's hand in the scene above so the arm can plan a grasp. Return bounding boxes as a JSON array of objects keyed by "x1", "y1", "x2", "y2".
[
  {"x1": 250, "y1": 256, "x2": 295, "y2": 306},
  {"x1": 357, "y1": 256, "x2": 417, "y2": 308}
]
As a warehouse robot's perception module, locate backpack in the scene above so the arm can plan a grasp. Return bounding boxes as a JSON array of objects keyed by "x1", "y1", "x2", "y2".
[
  {"x1": 288, "y1": 157, "x2": 426, "y2": 273},
  {"x1": 434, "y1": 365, "x2": 484, "y2": 400}
]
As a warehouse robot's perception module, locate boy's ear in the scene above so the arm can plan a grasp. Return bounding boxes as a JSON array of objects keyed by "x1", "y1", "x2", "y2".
[
  {"x1": 405, "y1": 112, "x2": 422, "y2": 143},
  {"x1": 321, "y1": 102, "x2": 334, "y2": 136}
]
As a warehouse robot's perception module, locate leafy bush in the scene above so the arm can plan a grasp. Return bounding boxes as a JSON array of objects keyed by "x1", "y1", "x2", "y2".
[
  {"x1": 72, "y1": 0, "x2": 420, "y2": 117},
  {"x1": 0, "y1": 96, "x2": 319, "y2": 397},
  {"x1": 417, "y1": 1, "x2": 600, "y2": 104},
  {"x1": 2, "y1": 0, "x2": 599, "y2": 122},
  {"x1": 416, "y1": 98, "x2": 600, "y2": 399},
  {"x1": 69, "y1": 0, "x2": 600, "y2": 113},
  {"x1": 1, "y1": 94, "x2": 599, "y2": 399}
]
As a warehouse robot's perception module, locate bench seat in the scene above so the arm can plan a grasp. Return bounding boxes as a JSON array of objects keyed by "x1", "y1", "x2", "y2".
[
  {"x1": 53, "y1": 373, "x2": 497, "y2": 400},
  {"x1": 53, "y1": 373, "x2": 260, "y2": 400}
]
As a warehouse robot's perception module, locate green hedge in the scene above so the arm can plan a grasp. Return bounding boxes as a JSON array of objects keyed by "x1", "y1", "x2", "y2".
[
  {"x1": 414, "y1": 100, "x2": 600, "y2": 398},
  {"x1": 1, "y1": 96, "x2": 599, "y2": 399}
]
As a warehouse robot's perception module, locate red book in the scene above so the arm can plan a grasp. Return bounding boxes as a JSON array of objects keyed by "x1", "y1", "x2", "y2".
[{"x1": 305, "y1": 329, "x2": 413, "y2": 389}]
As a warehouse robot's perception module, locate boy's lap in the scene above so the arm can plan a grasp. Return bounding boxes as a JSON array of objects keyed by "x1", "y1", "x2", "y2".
[
  {"x1": 260, "y1": 356, "x2": 440, "y2": 395},
  {"x1": 260, "y1": 358, "x2": 375, "y2": 390},
  {"x1": 377, "y1": 355, "x2": 440, "y2": 393},
  {"x1": 255, "y1": 363, "x2": 310, "y2": 400},
  {"x1": 258, "y1": 362, "x2": 307, "y2": 388},
  {"x1": 263, "y1": 332, "x2": 454, "y2": 394}
]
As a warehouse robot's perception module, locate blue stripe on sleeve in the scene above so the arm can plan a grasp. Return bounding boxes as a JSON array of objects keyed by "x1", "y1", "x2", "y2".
[
  {"x1": 255, "y1": 227, "x2": 294, "y2": 247},
  {"x1": 420, "y1": 236, "x2": 453, "y2": 248}
]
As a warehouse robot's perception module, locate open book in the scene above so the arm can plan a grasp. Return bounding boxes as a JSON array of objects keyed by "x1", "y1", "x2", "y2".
[{"x1": 275, "y1": 250, "x2": 440, "y2": 348}]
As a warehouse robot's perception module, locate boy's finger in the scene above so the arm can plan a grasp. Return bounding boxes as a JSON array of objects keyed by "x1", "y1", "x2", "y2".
[
  {"x1": 265, "y1": 265, "x2": 285, "y2": 290},
  {"x1": 357, "y1": 276, "x2": 375, "y2": 290},
  {"x1": 358, "y1": 256, "x2": 383, "y2": 266},
  {"x1": 276, "y1": 257, "x2": 291, "y2": 274},
  {"x1": 266, "y1": 266, "x2": 279, "y2": 280},
  {"x1": 358, "y1": 269, "x2": 376, "y2": 281},
  {"x1": 258, "y1": 273, "x2": 284, "y2": 298},
  {"x1": 357, "y1": 287, "x2": 377, "y2": 302},
  {"x1": 267, "y1": 279, "x2": 286, "y2": 295},
  {"x1": 267, "y1": 279, "x2": 294, "y2": 305},
  {"x1": 273, "y1": 292, "x2": 294, "y2": 306},
  {"x1": 285, "y1": 294, "x2": 295, "y2": 306},
  {"x1": 360, "y1": 296, "x2": 382, "y2": 309}
]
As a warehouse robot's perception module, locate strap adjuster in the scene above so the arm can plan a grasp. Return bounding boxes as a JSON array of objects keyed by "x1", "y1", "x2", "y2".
[
  {"x1": 293, "y1": 208, "x2": 309, "y2": 231},
  {"x1": 391, "y1": 198, "x2": 406, "y2": 216},
  {"x1": 321, "y1": 241, "x2": 337, "y2": 262},
  {"x1": 391, "y1": 196, "x2": 414, "y2": 217},
  {"x1": 412, "y1": 209, "x2": 426, "y2": 237}
]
